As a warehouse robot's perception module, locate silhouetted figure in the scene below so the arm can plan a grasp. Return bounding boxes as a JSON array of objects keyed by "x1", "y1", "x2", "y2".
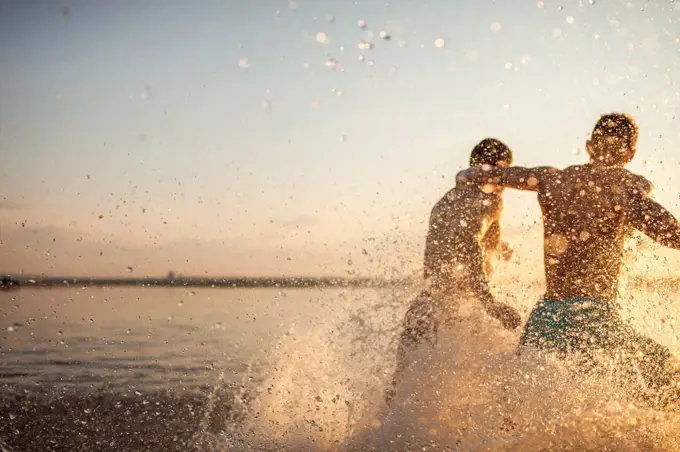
[
  {"x1": 387, "y1": 139, "x2": 521, "y2": 404},
  {"x1": 458, "y1": 113, "x2": 680, "y2": 409}
]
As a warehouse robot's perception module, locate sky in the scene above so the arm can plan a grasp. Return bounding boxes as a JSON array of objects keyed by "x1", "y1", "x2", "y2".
[{"x1": 1, "y1": 0, "x2": 680, "y2": 277}]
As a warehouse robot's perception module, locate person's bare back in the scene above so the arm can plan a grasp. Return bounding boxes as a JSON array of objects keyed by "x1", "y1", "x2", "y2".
[
  {"x1": 519, "y1": 164, "x2": 657, "y2": 302},
  {"x1": 424, "y1": 183, "x2": 504, "y2": 294}
]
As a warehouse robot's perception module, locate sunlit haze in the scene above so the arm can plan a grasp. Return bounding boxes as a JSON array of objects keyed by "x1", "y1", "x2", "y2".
[{"x1": 2, "y1": 0, "x2": 680, "y2": 277}]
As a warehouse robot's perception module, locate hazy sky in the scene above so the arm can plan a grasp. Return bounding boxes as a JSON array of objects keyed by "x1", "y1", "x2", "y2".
[{"x1": 2, "y1": 0, "x2": 680, "y2": 276}]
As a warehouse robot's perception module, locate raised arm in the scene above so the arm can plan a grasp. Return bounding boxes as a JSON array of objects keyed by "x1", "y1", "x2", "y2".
[
  {"x1": 456, "y1": 166, "x2": 558, "y2": 191},
  {"x1": 481, "y1": 220, "x2": 501, "y2": 252},
  {"x1": 628, "y1": 190, "x2": 680, "y2": 250}
]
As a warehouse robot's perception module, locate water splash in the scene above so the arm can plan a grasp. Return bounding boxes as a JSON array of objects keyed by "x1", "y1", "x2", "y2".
[{"x1": 197, "y1": 273, "x2": 680, "y2": 450}]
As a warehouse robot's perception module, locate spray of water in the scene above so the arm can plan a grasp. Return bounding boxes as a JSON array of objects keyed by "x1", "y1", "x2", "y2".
[{"x1": 199, "y1": 271, "x2": 680, "y2": 451}]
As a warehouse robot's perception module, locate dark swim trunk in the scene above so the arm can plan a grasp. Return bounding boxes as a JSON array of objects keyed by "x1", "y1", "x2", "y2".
[
  {"x1": 520, "y1": 297, "x2": 622, "y2": 353},
  {"x1": 520, "y1": 297, "x2": 680, "y2": 409}
]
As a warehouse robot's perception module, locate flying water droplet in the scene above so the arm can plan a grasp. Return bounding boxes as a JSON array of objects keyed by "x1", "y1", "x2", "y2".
[
  {"x1": 357, "y1": 19, "x2": 367, "y2": 29},
  {"x1": 126, "y1": 266, "x2": 134, "y2": 273},
  {"x1": 238, "y1": 58, "x2": 250, "y2": 69},
  {"x1": 537, "y1": 1, "x2": 545, "y2": 8},
  {"x1": 490, "y1": 22, "x2": 502, "y2": 33},
  {"x1": 434, "y1": 38, "x2": 445, "y2": 48},
  {"x1": 566, "y1": 16, "x2": 575, "y2": 24},
  {"x1": 316, "y1": 32, "x2": 328, "y2": 44},
  {"x1": 325, "y1": 58, "x2": 339, "y2": 69},
  {"x1": 358, "y1": 40, "x2": 373, "y2": 50},
  {"x1": 379, "y1": 31, "x2": 391, "y2": 40}
]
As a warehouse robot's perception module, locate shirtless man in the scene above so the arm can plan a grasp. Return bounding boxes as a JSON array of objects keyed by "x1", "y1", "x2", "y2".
[
  {"x1": 387, "y1": 139, "x2": 522, "y2": 403},
  {"x1": 457, "y1": 113, "x2": 680, "y2": 408}
]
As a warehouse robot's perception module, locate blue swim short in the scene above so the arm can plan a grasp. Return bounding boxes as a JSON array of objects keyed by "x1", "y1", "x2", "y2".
[{"x1": 519, "y1": 297, "x2": 618, "y2": 354}]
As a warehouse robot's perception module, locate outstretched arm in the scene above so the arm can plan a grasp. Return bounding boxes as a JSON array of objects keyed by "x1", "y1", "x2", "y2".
[
  {"x1": 628, "y1": 193, "x2": 680, "y2": 250},
  {"x1": 456, "y1": 166, "x2": 558, "y2": 192}
]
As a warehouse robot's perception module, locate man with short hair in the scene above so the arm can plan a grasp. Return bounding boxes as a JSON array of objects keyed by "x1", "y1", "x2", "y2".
[
  {"x1": 457, "y1": 113, "x2": 680, "y2": 408},
  {"x1": 387, "y1": 138, "x2": 522, "y2": 403}
]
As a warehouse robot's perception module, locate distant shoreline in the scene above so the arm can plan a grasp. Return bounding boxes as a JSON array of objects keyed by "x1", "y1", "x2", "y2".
[
  {"x1": 2, "y1": 274, "x2": 675, "y2": 291},
  {"x1": 1, "y1": 275, "x2": 403, "y2": 289}
]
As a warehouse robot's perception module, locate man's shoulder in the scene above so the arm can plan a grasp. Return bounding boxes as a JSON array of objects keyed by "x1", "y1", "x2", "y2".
[
  {"x1": 431, "y1": 187, "x2": 458, "y2": 212},
  {"x1": 612, "y1": 168, "x2": 654, "y2": 195},
  {"x1": 432, "y1": 185, "x2": 495, "y2": 212},
  {"x1": 628, "y1": 172, "x2": 653, "y2": 194}
]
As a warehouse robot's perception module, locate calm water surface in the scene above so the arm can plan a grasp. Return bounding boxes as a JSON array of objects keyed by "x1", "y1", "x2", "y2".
[{"x1": 0, "y1": 287, "x2": 349, "y2": 393}]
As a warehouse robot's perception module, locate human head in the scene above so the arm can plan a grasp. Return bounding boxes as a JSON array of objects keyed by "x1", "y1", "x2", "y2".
[
  {"x1": 586, "y1": 113, "x2": 638, "y2": 167},
  {"x1": 469, "y1": 138, "x2": 513, "y2": 167}
]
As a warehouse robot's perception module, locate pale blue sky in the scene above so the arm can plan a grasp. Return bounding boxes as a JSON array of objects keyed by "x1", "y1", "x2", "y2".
[{"x1": 2, "y1": 0, "x2": 680, "y2": 275}]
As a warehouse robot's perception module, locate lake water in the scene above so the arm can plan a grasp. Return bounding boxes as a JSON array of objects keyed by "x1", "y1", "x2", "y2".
[{"x1": 2, "y1": 282, "x2": 680, "y2": 451}]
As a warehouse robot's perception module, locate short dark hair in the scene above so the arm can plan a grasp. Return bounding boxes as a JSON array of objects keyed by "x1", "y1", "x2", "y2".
[
  {"x1": 469, "y1": 138, "x2": 513, "y2": 167},
  {"x1": 588, "y1": 113, "x2": 638, "y2": 165}
]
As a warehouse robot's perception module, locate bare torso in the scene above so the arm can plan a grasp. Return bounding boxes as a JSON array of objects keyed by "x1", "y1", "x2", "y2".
[
  {"x1": 535, "y1": 164, "x2": 650, "y2": 302},
  {"x1": 423, "y1": 185, "x2": 502, "y2": 290}
]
